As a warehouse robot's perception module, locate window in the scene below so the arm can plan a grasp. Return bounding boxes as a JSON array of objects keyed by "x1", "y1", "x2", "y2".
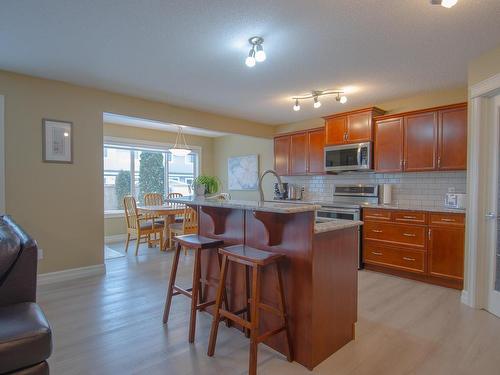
[{"x1": 104, "y1": 142, "x2": 199, "y2": 212}]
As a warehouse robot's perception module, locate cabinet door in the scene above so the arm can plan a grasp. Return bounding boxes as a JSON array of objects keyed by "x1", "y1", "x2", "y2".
[
  {"x1": 374, "y1": 117, "x2": 403, "y2": 172},
  {"x1": 274, "y1": 136, "x2": 290, "y2": 176},
  {"x1": 404, "y1": 112, "x2": 438, "y2": 171},
  {"x1": 438, "y1": 106, "x2": 467, "y2": 170},
  {"x1": 325, "y1": 116, "x2": 347, "y2": 145},
  {"x1": 290, "y1": 132, "x2": 308, "y2": 175},
  {"x1": 307, "y1": 128, "x2": 325, "y2": 174},
  {"x1": 347, "y1": 111, "x2": 372, "y2": 143},
  {"x1": 428, "y1": 226, "x2": 464, "y2": 281}
]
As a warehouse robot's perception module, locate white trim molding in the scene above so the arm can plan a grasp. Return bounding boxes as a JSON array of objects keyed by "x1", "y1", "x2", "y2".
[
  {"x1": 0, "y1": 95, "x2": 5, "y2": 215},
  {"x1": 470, "y1": 72, "x2": 500, "y2": 99},
  {"x1": 105, "y1": 234, "x2": 128, "y2": 244},
  {"x1": 38, "y1": 264, "x2": 106, "y2": 286}
]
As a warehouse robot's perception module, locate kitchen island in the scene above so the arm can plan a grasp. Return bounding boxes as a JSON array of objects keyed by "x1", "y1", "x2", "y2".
[{"x1": 168, "y1": 197, "x2": 362, "y2": 370}]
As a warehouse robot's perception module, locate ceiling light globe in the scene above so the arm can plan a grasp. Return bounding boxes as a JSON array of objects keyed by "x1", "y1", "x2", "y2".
[
  {"x1": 441, "y1": 0, "x2": 457, "y2": 8},
  {"x1": 170, "y1": 148, "x2": 191, "y2": 157},
  {"x1": 313, "y1": 99, "x2": 321, "y2": 109},
  {"x1": 340, "y1": 95, "x2": 348, "y2": 104},
  {"x1": 293, "y1": 104, "x2": 300, "y2": 111},
  {"x1": 255, "y1": 45, "x2": 266, "y2": 62},
  {"x1": 245, "y1": 56, "x2": 256, "y2": 67}
]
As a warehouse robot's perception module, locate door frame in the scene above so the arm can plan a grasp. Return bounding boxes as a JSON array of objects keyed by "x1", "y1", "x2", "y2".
[
  {"x1": 0, "y1": 95, "x2": 4, "y2": 215},
  {"x1": 464, "y1": 72, "x2": 500, "y2": 309}
]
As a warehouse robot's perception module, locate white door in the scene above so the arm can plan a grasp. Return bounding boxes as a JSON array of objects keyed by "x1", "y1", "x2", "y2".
[
  {"x1": 485, "y1": 93, "x2": 500, "y2": 317},
  {"x1": 0, "y1": 95, "x2": 4, "y2": 215}
]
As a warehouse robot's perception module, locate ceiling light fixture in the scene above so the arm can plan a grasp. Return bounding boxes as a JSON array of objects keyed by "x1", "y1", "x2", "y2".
[
  {"x1": 292, "y1": 89, "x2": 348, "y2": 111},
  {"x1": 430, "y1": 0, "x2": 458, "y2": 8},
  {"x1": 246, "y1": 36, "x2": 265, "y2": 67},
  {"x1": 293, "y1": 99, "x2": 301, "y2": 111},
  {"x1": 169, "y1": 127, "x2": 191, "y2": 157}
]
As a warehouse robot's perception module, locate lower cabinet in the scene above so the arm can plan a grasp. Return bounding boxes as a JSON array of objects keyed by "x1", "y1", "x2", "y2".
[{"x1": 362, "y1": 208, "x2": 465, "y2": 289}]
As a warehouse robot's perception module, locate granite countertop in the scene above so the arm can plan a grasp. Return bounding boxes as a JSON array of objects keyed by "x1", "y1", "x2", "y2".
[
  {"x1": 167, "y1": 197, "x2": 320, "y2": 214},
  {"x1": 314, "y1": 219, "x2": 363, "y2": 234},
  {"x1": 361, "y1": 203, "x2": 466, "y2": 214}
]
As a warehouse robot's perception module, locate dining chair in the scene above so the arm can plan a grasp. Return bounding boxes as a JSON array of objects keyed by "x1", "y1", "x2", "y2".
[
  {"x1": 167, "y1": 192, "x2": 184, "y2": 222},
  {"x1": 144, "y1": 192, "x2": 165, "y2": 231},
  {"x1": 168, "y1": 206, "x2": 198, "y2": 254},
  {"x1": 123, "y1": 196, "x2": 164, "y2": 255}
]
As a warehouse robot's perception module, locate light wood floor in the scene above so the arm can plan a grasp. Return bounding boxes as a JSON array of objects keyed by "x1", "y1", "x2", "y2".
[{"x1": 38, "y1": 243, "x2": 500, "y2": 375}]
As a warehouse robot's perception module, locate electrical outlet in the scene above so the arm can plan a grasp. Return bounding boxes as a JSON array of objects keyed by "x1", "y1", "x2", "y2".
[{"x1": 38, "y1": 248, "x2": 43, "y2": 260}]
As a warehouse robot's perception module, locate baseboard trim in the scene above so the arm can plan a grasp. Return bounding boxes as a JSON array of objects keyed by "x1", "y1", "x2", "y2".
[
  {"x1": 105, "y1": 234, "x2": 127, "y2": 244},
  {"x1": 38, "y1": 264, "x2": 106, "y2": 286},
  {"x1": 460, "y1": 290, "x2": 470, "y2": 306}
]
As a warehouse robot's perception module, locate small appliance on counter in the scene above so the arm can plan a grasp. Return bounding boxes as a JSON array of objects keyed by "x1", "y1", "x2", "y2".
[
  {"x1": 273, "y1": 183, "x2": 303, "y2": 200},
  {"x1": 444, "y1": 193, "x2": 466, "y2": 209},
  {"x1": 274, "y1": 182, "x2": 289, "y2": 200},
  {"x1": 379, "y1": 183, "x2": 392, "y2": 205}
]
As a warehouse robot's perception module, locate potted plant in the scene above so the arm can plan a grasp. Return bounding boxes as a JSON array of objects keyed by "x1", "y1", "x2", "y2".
[{"x1": 192, "y1": 175, "x2": 220, "y2": 196}]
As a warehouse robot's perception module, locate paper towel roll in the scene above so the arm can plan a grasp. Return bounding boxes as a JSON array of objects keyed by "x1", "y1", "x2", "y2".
[{"x1": 382, "y1": 184, "x2": 392, "y2": 204}]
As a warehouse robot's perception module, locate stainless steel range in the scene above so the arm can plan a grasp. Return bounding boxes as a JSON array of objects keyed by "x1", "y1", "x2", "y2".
[{"x1": 316, "y1": 184, "x2": 379, "y2": 269}]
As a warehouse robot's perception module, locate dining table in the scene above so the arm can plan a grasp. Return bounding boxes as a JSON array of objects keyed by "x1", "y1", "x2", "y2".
[{"x1": 137, "y1": 204, "x2": 185, "y2": 251}]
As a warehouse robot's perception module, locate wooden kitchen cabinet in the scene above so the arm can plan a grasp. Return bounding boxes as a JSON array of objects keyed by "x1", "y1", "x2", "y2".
[
  {"x1": 404, "y1": 111, "x2": 438, "y2": 172},
  {"x1": 273, "y1": 127, "x2": 325, "y2": 176},
  {"x1": 324, "y1": 107, "x2": 385, "y2": 146},
  {"x1": 274, "y1": 135, "x2": 290, "y2": 176},
  {"x1": 374, "y1": 117, "x2": 404, "y2": 172},
  {"x1": 438, "y1": 105, "x2": 467, "y2": 170},
  {"x1": 307, "y1": 128, "x2": 325, "y2": 174},
  {"x1": 374, "y1": 103, "x2": 467, "y2": 173}
]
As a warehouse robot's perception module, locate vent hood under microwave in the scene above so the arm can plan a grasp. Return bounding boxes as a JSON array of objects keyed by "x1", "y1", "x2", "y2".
[{"x1": 324, "y1": 142, "x2": 372, "y2": 172}]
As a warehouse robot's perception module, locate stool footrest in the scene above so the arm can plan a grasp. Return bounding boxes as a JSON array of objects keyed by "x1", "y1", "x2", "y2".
[
  {"x1": 197, "y1": 300, "x2": 216, "y2": 310},
  {"x1": 257, "y1": 326, "x2": 286, "y2": 343},
  {"x1": 219, "y1": 309, "x2": 251, "y2": 329},
  {"x1": 173, "y1": 286, "x2": 192, "y2": 298}
]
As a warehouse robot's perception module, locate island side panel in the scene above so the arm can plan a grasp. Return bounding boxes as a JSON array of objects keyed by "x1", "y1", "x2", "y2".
[
  {"x1": 244, "y1": 210, "x2": 315, "y2": 369},
  {"x1": 312, "y1": 227, "x2": 358, "y2": 368}
]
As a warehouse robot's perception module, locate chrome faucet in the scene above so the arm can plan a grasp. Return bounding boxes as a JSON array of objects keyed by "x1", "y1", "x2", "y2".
[{"x1": 259, "y1": 169, "x2": 284, "y2": 201}]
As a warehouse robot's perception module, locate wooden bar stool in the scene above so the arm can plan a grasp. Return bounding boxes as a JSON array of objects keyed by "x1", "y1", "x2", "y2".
[
  {"x1": 207, "y1": 244, "x2": 293, "y2": 375},
  {"x1": 163, "y1": 234, "x2": 228, "y2": 343}
]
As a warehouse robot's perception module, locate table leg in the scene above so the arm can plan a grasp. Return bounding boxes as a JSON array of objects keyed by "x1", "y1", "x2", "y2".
[{"x1": 162, "y1": 215, "x2": 175, "y2": 251}]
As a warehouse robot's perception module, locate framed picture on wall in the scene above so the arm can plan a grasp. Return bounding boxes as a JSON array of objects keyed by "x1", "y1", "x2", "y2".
[
  {"x1": 228, "y1": 154, "x2": 259, "y2": 190},
  {"x1": 42, "y1": 119, "x2": 73, "y2": 163}
]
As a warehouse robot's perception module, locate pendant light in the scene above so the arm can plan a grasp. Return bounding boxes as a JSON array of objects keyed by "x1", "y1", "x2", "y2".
[{"x1": 170, "y1": 127, "x2": 191, "y2": 157}]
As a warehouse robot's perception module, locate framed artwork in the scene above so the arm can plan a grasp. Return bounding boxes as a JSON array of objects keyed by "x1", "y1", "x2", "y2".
[
  {"x1": 42, "y1": 119, "x2": 73, "y2": 163},
  {"x1": 228, "y1": 154, "x2": 259, "y2": 190}
]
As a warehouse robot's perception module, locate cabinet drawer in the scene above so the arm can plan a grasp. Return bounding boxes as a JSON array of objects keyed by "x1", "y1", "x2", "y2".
[
  {"x1": 429, "y1": 212, "x2": 464, "y2": 226},
  {"x1": 393, "y1": 211, "x2": 427, "y2": 224},
  {"x1": 363, "y1": 208, "x2": 391, "y2": 221},
  {"x1": 363, "y1": 222, "x2": 426, "y2": 249},
  {"x1": 364, "y1": 243, "x2": 425, "y2": 273}
]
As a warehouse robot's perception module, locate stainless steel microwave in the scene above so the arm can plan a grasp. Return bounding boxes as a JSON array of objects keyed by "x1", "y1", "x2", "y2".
[{"x1": 324, "y1": 142, "x2": 372, "y2": 172}]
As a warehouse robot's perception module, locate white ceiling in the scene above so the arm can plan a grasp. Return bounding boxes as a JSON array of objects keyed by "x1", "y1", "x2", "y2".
[
  {"x1": 103, "y1": 113, "x2": 228, "y2": 137},
  {"x1": 1, "y1": 0, "x2": 500, "y2": 125}
]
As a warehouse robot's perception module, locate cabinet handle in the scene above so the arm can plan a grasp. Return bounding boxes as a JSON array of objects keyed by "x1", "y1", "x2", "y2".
[
  {"x1": 371, "y1": 251, "x2": 383, "y2": 256},
  {"x1": 403, "y1": 216, "x2": 417, "y2": 219},
  {"x1": 403, "y1": 233, "x2": 416, "y2": 237},
  {"x1": 372, "y1": 229, "x2": 383, "y2": 233},
  {"x1": 403, "y1": 257, "x2": 416, "y2": 261},
  {"x1": 441, "y1": 218, "x2": 455, "y2": 222},
  {"x1": 428, "y1": 228, "x2": 432, "y2": 238},
  {"x1": 404, "y1": 160, "x2": 408, "y2": 168},
  {"x1": 437, "y1": 157, "x2": 441, "y2": 168},
  {"x1": 370, "y1": 213, "x2": 383, "y2": 216},
  {"x1": 400, "y1": 159, "x2": 403, "y2": 169}
]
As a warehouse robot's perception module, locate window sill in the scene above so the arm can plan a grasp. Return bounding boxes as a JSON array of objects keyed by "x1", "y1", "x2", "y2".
[{"x1": 105, "y1": 210, "x2": 125, "y2": 219}]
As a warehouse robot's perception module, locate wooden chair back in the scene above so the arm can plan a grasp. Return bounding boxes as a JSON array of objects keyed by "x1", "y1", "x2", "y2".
[
  {"x1": 123, "y1": 196, "x2": 139, "y2": 230},
  {"x1": 182, "y1": 207, "x2": 198, "y2": 234},
  {"x1": 144, "y1": 193, "x2": 163, "y2": 206}
]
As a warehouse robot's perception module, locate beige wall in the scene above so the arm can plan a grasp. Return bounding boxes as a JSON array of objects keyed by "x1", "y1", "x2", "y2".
[
  {"x1": 213, "y1": 135, "x2": 274, "y2": 201},
  {"x1": 103, "y1": 123, "x2": 214, "y2": 238},
  {"x1": 468, "y1": 44, "x2": 500, "y2": 86},
  {"x1": 276, "y1": 86, "x2": 467, "y2": 134},
  {"x1": 0, "y1": 70, "x2": 269, "y2": 274}
]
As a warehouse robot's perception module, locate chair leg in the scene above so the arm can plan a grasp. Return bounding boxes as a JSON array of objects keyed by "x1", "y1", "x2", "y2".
[
  {"x1": 276, "y1": 262, "x2": 293, "y2": 362},
  {"x1": 217, "y1": 253, "x2": 231, "y2": 328},
  {"x1": 124, "y1": 233, "x2": 130, "y2": 253},
  {"x1": 159, "y1": 230, "x2": 164, "y2": 252},
  {"x1": 135, "y1": 234, "x2": 141, "y2": 256},
  {"x1": 207, "y1": 254, "x2": 229, "y2": 357},
  {"x1": 189, "y1": 248, "x2": 202, "y2": 343},
  {"x1": 249, "y1": 265, "x2": 261, "y2": 375},
  {"x1": 163, "y1": 242, "x2": 182, "y2": 324},
  {"x1": 244, "y1": 265, "x2": 251, "y2": 337}
]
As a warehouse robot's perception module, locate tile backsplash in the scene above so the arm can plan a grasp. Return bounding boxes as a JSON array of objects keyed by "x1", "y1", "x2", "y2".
[{"x1": 282, "y1": 171, "x2": 466, "y2": 209}]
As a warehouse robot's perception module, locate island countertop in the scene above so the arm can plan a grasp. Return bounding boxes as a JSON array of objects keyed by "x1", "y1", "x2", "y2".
[
  {"x1": 315, "y1": 219, "x2": 363, "y2": 234},
  {"x1": 167, "y1": 196, "x2": 320, "y2": 213}
]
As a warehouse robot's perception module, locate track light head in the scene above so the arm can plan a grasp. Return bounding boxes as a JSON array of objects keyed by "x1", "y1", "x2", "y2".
[
  {"x1": 293, "y1": 99, "x2": 300, "y2": 111},
  {"x1": 313, "y1": 96, "x2": 321, "y2": 109},
  {"x1": 246, "y1": 36, "x2": 265, "y2": 67},
  {"x1": 430, "y1": 0, "x2": 458, "y2": 8},
  {"x1": 245, "y1": 48, "x2": 256, "y2": 67}
]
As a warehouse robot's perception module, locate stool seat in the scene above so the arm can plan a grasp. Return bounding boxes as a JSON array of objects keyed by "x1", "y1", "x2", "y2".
[
  {"x1": 220, "y1": 245, "x2": 284, "y2": 266},
  {"x1": 174, "y1": 234, "x2": 224, "y2": 249}
]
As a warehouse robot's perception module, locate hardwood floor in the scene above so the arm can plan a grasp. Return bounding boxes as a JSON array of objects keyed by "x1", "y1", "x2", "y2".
[{"x1": 38, "y1": 242, "x2": 500, "y2": 374}]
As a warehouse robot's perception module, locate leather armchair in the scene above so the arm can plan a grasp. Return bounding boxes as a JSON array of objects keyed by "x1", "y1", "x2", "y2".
[{"x1": 0, "y1": 216, "x2": 52, "y2": 375}]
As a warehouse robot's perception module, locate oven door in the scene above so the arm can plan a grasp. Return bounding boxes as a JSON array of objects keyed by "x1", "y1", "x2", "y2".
[
  {"x1": 324, "y1": 142, "x2": 372, "y2": 172},
  {"x1": 316, "y1": 207, "x2": 360, "y2": 221}
]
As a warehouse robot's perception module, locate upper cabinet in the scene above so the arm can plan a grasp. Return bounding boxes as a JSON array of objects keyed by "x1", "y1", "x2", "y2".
[
  {"x1": 324, "y1": 107, "x2": 385, "y2": 146},
  {"x1": 374, "y1": 103, "x2": 467, "y2": 173},
  {"x1": 273, "y1": 127, "x2": 325, "y2": 176}
]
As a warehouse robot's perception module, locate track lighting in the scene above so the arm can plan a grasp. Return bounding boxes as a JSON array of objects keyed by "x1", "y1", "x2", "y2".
[
  {"x1": 313, "y1": 96, "x2": 321, "y2": 109},
  {"x1": 293, "y1": 99, "x2": 301, "y2": 111},
  {"x1": 430, "y1": 0, "x2": 458, "y2": 8},
  {"x1": 246, "y1": 37, "x2": 265, "y2": 67},
  {"x1": 292, "y1": 89, "x2": 348, "y2": 111}
]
